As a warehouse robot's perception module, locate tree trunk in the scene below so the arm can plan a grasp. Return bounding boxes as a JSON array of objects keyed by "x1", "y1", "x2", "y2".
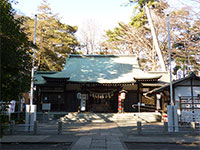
[{"x1": 144, "y1": 3, "x2": 166, "y2": 71}]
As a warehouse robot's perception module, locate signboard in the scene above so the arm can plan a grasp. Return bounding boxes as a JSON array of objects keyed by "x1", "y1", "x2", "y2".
[
  {"x1": 42, "y1": 103, "x2": 51, "y2": 111},
  {"x1": 80, "y1": 94, "x2": 87, "y2": 111},
  {"x1": 9, "y1": 100, "x2": 16, "y2": 113},
  {"x1": 77, "y1": 92, "x2": 82, "y2": 99},
  {"x1": 179, "y1": 96, "x2": 200, "y2": 124}
]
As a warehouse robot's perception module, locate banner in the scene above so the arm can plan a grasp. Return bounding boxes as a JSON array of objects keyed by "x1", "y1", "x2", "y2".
[{"x1": 10, "y1": 100, "x2": 16, "y2": 113}]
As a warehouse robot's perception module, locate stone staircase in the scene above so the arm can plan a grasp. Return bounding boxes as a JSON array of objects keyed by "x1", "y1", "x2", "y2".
[{"x1": 60, "y1": 112, "x2": 161, "y2": 124}]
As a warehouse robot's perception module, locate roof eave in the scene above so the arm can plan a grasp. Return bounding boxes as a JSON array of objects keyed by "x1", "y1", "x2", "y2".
[{"x1": 145, "y1": 72, "x2": 200, "y2": 96}]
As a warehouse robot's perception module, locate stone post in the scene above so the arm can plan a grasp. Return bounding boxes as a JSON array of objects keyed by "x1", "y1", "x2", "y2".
[
  {"x1": 137, "y1": 121, "x2": 142, "y2": 135},
  {"x1": 10, "y1": 120, "x2": 15, "y2": 134},
  {"x1": 58, "y1": 121, "x2": 62, "y2": 135},
  {"x1": 163, "y1": 122, "x2": 168, "y2": 133},
  {"x1": 34, "y1": 121, "x2": 38, "y2": 135}
]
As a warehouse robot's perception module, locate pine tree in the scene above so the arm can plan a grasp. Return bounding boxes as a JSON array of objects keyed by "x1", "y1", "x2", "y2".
[{"x1": 24, "y1": 0, "x2": 79, "y2": 71}]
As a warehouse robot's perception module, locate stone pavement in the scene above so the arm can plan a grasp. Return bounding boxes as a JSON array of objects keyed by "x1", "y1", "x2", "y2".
[
  {"x1": 71, "y1": 136, "x2": 125, "y2": 150},
  {"x1": 1, "y1": 121, "x2": 200, "y2": 150}
]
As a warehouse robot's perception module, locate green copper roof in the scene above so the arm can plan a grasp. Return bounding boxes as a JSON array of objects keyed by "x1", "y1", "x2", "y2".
[
  {"x1": 34, "y1": 71, "x2": 57, "y2": 85},
  {"x1": 35, "y1": 55, "x2": 162, "y2": 84}
]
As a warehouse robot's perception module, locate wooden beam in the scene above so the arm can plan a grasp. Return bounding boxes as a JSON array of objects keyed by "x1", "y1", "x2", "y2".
[{"x1": 190, "y1": 77, "x2": 194, "y2": 122}]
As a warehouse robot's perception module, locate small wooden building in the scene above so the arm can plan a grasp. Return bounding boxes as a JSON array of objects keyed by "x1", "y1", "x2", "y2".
[
  {"x1": 34, "y1": 55, "x2": 169, "y2": 112},
  {"x1": 145, "y1": 72, "x2": 200, "y2": 123}
]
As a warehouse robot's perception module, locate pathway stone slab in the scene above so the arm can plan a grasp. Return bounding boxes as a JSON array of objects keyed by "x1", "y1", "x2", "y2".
[{"x1": 71, "y1": 136, "x2": 92, "y2": 150}]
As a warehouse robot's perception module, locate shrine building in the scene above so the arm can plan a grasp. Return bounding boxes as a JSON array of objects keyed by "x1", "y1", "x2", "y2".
[{"x1": 34, "y1": 55, "x2": 169, "y2": 113}]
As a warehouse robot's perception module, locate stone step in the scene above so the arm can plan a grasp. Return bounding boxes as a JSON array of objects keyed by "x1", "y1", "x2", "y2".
[{"x1": 60, "y1": 112, "x2": 161, "y2": 123}]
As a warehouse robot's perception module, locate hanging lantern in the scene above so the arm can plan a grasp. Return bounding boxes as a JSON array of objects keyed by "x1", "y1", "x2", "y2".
[
  {"x1": 105, "y1": 94, "x2": 108, "y2": 98},
  {"x1": 119, "y1": 90, "x2": 127, "y2": 100},
  {"x1": 120, "y1": 93, "x2": 126, "y2": 99},
  {"x1": 156, "y1": 94, "x2": 161, "y2": 99},
  {"x1": 77, "y1": 92, "x2": 82, "y2": 99}
]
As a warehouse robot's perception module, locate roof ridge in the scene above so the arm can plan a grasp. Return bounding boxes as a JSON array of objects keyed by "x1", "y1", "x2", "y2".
[
  {"x1": 68, "y1": 54, "x2": 137, "y2": 58},
  {"x1": 35, "y1": 71, "x2": 57, "y2": 74}
]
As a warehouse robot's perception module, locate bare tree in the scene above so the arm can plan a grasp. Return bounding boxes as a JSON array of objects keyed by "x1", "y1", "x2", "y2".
[
  {"x1": 79, "y1": 19, "x2": 103, "y2": 54},
  {"x1": 101, "y1": 1, "x2": 170, "y2": 71}
]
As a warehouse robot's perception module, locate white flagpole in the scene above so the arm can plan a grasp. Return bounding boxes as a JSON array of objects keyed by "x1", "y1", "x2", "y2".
[
  {"x1": 30, "y1": 14, "x2": 37, "y2": 106},
  {"x1": 167, "y1": 14, "x2": 179, "y2": 132},
  {"x1": 167, "y1": 14, "x2": 173, "y2": 106},
  {"x1": 26, "y1": 14, "x2": 37, "y2": 132}
]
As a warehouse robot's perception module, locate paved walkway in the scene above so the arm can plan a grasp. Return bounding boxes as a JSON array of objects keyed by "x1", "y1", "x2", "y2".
[
  {"x1": 71, "y1": 136, "x2": 124, "y2": 150},
  {"x1": 1, "y1": 121, "x2": 200, "y2": 150}
]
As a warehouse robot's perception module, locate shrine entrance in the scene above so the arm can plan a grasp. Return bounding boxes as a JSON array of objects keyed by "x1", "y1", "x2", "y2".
[
  {"x1": 84, "y1": 86, "x2": 119, "y2": 113},
  {"x1": 87, "y1": 95, "x2": 118, "y2": 113}
]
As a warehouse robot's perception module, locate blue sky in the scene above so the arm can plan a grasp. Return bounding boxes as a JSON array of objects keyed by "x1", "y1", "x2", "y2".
[
  {"x1": 12, "y1": 0, "x2": 198, "y2": 39},
  {"x1": 13, "y1": 0, "x2": 198, "y2": 29},
  {"x1": 13, "y1": 0, "x2": 133, "y2": 30}
]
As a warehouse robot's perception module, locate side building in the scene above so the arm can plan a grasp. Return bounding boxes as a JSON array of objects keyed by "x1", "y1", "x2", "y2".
[
  {"x1": 145, "y1": 72, "x2": 200, "y2": 124},
  {"x1": 34, "y1": 55, "x2": 169, "y2": 113}
]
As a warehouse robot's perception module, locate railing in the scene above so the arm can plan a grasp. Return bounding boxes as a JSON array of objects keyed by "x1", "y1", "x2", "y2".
[
  {"x1": 2, "y1": 120, "x2": 199, "y2": 136},
  {"x1": 1, "y1": 120, "x2": 63, "y2": 135},
  {"x1": 132, "y1": 103, "x2": 156, "y2": 112}
]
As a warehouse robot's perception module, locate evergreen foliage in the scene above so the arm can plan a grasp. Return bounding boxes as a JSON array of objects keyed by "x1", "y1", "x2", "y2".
[
  {"x1": 24, "y1": 0, "x2": 79, "y2": 71},
  {"x1": 0, "y1": 0, "x2": 32, "y2": 100}
]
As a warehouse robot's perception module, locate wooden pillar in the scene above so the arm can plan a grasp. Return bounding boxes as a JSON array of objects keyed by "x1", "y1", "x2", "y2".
[
  {"x1": 161, "y1": 92, "x2": 164, "y2": 111},
  {"x1": 58, "y1": 94, "x2": 61, "y2": 111},
  {"x1": 137, "y1": 83, "x2": 141, "y2": 112},
  {"x1": 190, "y1": 77, "x2": 194, "y2": 104},
  {"x1": 190, "y1": 77, "x2": 194, "y2": 122},
  {"x1": 36, "y1": 86, "x2": 40, "y2": 112},
  {"x1": 154, "y1": 93, "x2": 157, "y2": 109}
]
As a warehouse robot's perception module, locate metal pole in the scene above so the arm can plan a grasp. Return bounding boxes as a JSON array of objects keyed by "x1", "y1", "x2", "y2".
[
  {"x1": 30, "y1": 14, "x2": 37, "y2": 106},
  {"x1": 167, "y1": 14, "x2": 173, "y2": 106},
  {"x1": 167, "y1": 14, "x2": 176, "y2": 132}
]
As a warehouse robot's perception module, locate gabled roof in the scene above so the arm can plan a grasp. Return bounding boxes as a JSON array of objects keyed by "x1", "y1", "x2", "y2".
[
  {"x1": 34, "y1": 71, "x2": 57, "y2": 85},
  {"x1": 145, "y1": 72, "x2": 200, "y2": 96},
  {"x1": 35, "y1": 55, "x2": 163, "y2": 84},
  {"x1": 147, "y1": 71, "x2": 170, "y2": 83}
]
